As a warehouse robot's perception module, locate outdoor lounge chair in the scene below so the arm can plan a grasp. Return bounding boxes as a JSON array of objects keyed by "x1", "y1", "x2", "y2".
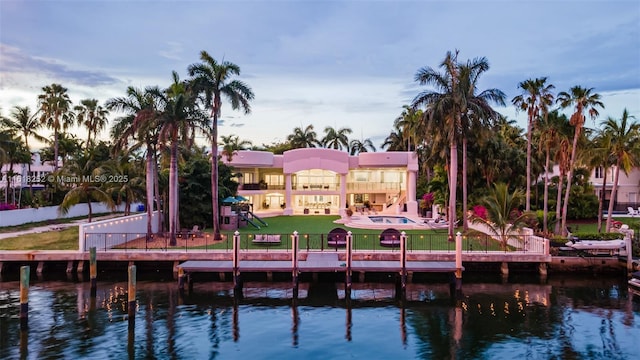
[
  {"x1": 627, "y1": 207, "x2": 638, "y2": 216},
  {"x1": 252, "y1": 234, "x2": 281, "y2": 245},
  {"x1": 379, "y1": 228, "x2": 401, "y2": 247},
  {"x1": 327, "y1": 227, "x2": 348, "y2": 248}
]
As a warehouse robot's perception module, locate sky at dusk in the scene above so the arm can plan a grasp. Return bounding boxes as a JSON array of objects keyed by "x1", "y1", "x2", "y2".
[{"x1": 1, "y1": 0, "x2": 639, "y2": 150}]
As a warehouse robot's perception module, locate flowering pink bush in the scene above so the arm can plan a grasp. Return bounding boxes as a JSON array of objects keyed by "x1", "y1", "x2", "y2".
[
  {"x1": 0, "y1": 203, "x2": 17, "y2": 211},
  {"x1": 421, "y1": 192, "x2": 434, "y2": 208},
  {"x1": 472, "y1": 205, "x2": 487, "y2": 220}
]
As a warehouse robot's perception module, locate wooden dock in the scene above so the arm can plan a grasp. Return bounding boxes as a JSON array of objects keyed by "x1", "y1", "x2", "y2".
[{"x1": 177, "y1": 253, "x2": 460, "y2": 274}]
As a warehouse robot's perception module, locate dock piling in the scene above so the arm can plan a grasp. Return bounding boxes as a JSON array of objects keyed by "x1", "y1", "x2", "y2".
[
  {"x1": 89, "y1": 247, "x2": 97, "y2": 297},
  {"x1": 128, "y1": 265, "x2": 136, "y2": 327},
  {"x1": 20, "y1": 265, "x2": 29, "y2": 330},
  {"x1": 345, "y1": 231, "x2": 353, "y2": 297},
  {"x1": 232, "y1": 231, "x2": 242, "y2": 296},
  {"x1": 399, "y1": 231, "x2": 407, "y2": 298},
  {"x1": 454, "y1": 232, "x2": 463, "y2": 298},
  {"x1": 292, "y1": 231, "x2": 299, "y2": 298}
]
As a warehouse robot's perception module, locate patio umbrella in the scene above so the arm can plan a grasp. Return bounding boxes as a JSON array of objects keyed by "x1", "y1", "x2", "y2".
[
  {"x1": 222, "y1": 196, "x2": 239, "y2": 204},
  {"x1": 235, "y1": 195, "x2": 249, "y2": 202}
]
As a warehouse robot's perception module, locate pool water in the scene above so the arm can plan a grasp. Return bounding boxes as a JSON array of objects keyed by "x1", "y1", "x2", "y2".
[{"x1": 369, "y1": 216, "x2": 416, "y2": 224}]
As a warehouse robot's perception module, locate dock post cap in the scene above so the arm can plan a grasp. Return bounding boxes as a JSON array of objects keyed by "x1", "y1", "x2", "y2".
[
  {"x1": 456, "y1": 232, "x2": 462, "y2": 236},
  {"x1": 401, "y1": 231, "x2": 406, "y2": 235},
  {"x1": 347, "y1": 231, "x2": 352, "y2": 235},
  {"x1": 293, "y1": 231, "x2": 298, "y2": 235},
  {"x1": 234, "y1": 231, "x2": 240, "y2": 236}
]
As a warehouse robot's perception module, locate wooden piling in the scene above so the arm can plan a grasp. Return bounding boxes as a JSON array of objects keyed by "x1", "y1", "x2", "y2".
[
  {"x1": 20, "y1": 265, "x2": 29, "y2": 330},
  {"x1": 292, "y1": 231, "x2": 299, "y2": 298},
  {"x1": 128, "y1": 265, "x2": 136, "y2": 327},
  {"x1": 178, "y1": 266, "x2": 185, "y2": 291},
  {"x1": 89, "y1": 247, "x2": 97, "y2": 297},
  {"x1": 345, "y1": 231, "x2": 353, "y2": 297},
  {"x1": 232, "y1": 231, "x2": 242, "y2": 296},
  {"x1": 399, "y1": 231, "x2": 407, "y2": 298},
  {"x1": 454, "y1": 232, "x2": 463, "y2": 297}
]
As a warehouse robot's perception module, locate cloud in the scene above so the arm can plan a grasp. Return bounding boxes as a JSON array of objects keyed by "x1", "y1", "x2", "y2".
[
  {"x1": 0, "y1": 43, "x2": 119, "y2": 87},
  {"x1": 158, "y1": 41, "x2": 184, "y2": 61}
]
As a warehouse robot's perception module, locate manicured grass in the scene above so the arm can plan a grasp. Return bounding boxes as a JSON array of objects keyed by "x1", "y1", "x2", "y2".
[
  {"x1": 0, "y1": 212, "x2": 120, "y2": 234},
  {"x1": 0, "y1": 227, "x2": 79, "y2": 250}
]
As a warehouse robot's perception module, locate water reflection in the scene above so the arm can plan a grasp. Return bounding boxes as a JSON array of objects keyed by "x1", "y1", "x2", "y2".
[{"x1": 0, "y1": 275, "x2": 638, "y2": 359}]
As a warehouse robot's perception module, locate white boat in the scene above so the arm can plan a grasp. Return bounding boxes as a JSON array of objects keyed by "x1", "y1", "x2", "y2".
[{"x1": 565, "y1": 239, "x2": 626, "y2": 255}]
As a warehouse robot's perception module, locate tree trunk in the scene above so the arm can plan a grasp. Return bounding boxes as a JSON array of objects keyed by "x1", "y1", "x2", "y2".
[
  {"x1": 153, "y1": 151, "x2": 163, "y2": 233},
  {"x1": 169, "y1": 138, "x2": 178, "y2": 246},
  {"x1": 87, "y1": 200, "x2": 93, "y2": 223},
  {"x1": 54, "y1": 126, "x2": 59, "y2": 172},
  {"x1": 542, "y1": 148, "x2": 550, "y2": 233},
  {"x1": 448, "y1": 136, "x2": 458, "y2": 241},
  {"x1": 462, "y1": 137, "x2": 468, "y2": 232},
  {"x1": 561, "y1": 128, "x2": 581, "y2": 236},
  {"x1": 212, "y1": 110, "x2": 221, "y2": 240},
  {"x1": 554, "y1": 175, "x2": 563, "y2": 234},
  {"x1": 526, "y1": 113, "x2": 533, "y2": 211},
  {"x1": 605, "y1": 163, "x2": 620, "y2": 232},
  {"x1": 145, "y1": 149, "x2": 153, "y2": 240},
  {"x1": 597, "y1": 167, "x2": 607, "y2": 233}
]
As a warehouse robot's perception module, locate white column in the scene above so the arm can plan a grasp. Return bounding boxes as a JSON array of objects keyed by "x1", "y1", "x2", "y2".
[
  {"x1": 406, "y1": 170, "x2": 418, "y2": 215},
  {"x1": 340, "y1": 174, "x2": 347, "y2": 217},
  {"x1": 284, "y1": 173, "x2": 293, "y2": 215}
]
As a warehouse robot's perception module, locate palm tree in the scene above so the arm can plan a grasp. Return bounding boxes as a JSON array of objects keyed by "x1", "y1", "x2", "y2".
[
  {"x1": 349, "y1": 138, "x2": 376, "y2": 155},
  {"x1": 287, "y1": 124, "x2": 321, "y2": 148},
  {"x1": 38, "y1": 83, "x2": 74, "y2": 172},
  {"x1": 535, "y1": 110, "x2": 570, "y2": 233},
  {"x1": 58, "y1": 153, "x2": 115, "y2": 222},
  {"x1": 188, "y1": 50, "x2": 254, "y2": 240},
  {"x1": 381, "y1": 126, "x2": 407, "y2": 151},
  {"x1": 557, "y1": 86, "x2": 604, "y2": 235},
  {"x1": 457, "y1": 59, "x2": 506, "y2": 231},
  {"x1": 107, "y1": 86, "x2": 163, "y2": 239},
  {"x1": 220, "y1": 134, "x2": 252, "y2": 161},
  {"x1": 471, "y1": 182, "x2": 535, "y2": 250},
  {"x1": 512, "y1": 77, "x2": 555, "y2": 212},
  {"x1": 394, "y1": 105, "x2": 424, "y2": 151},
  {"x1": 75, "y1": 98, "x2": 109, "y2": 148},
  {"x1": 1, "y1": 106, "x2": 45, "y2": 197},
  {"x1": 157, "y1": 71, "x2": 209, "y2": 245},
  {"x1": 321, "y1": 126, "x2": 352, "y2": 150},
  {"x1": 412, "y1": 51, "x2": 461, "y2": 240},
  {"x1": 586, "y1": 129, "x2": 614, "y2": 232},
  {"x1": 600, "y1": 109, "x2": 639, "y2": 231}
]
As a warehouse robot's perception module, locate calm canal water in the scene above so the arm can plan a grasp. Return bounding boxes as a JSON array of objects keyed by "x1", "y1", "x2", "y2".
[{"x1": 1, "y1": 273, "x2": 638, "y2": 359}]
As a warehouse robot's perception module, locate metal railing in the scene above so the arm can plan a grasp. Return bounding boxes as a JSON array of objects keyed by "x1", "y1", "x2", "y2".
[{"x1": 83, "y1": 231, "x2": 549, "y2": 254}]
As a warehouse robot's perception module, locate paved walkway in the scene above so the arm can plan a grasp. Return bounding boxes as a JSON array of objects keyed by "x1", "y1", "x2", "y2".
[{"x1": 0, "y1": 214, "x2": 123, "y2": 240}]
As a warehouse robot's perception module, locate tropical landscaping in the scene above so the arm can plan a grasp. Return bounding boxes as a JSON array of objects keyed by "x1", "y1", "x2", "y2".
[{"x1": 1, "y1": 49, "x2": 639, "y2": 254}]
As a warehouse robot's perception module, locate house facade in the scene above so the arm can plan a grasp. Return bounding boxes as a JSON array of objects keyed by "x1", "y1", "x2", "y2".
[{"x1": 222, "y1": 148, "x2": 419, "y2": 216}]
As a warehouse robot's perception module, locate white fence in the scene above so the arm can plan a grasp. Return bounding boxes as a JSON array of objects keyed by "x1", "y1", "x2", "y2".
[
  {"x1": 79, "y1": 211, "x2": 160, "y2": 252},
  {"x1": 0, "y1": 202, "x2": 144, "y2": 227},
  {"x1": 468, "y1": 222, "x2": 549, "y2": 254}
]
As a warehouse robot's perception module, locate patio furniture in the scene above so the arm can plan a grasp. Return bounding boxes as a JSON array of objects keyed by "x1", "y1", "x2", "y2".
[
  {"x1": 379, "y1": 228, "x2": 401, "y2": 247},
  {"x1": 327, "y1": 227, "x2": 348, "y2": 248},
  {"x1": 252, "y1": 234, "x2": 281, "y2": 245}
]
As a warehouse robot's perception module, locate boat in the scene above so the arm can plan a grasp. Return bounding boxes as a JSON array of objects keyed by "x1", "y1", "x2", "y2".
[
  {"x1": 629, "y1": 271, "x2": 640, "y2": 296},
  {"x1": 564, "y1": 238, "x2": 626, "y2": 255}
]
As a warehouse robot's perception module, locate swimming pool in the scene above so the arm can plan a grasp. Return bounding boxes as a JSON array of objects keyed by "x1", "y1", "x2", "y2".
[{"x1": 368, "y1": 216, "x2": 416, "y2": 224}]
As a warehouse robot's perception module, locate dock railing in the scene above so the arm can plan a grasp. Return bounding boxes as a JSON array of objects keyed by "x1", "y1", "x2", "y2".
[{"x1": 83, "y1": 230, "x2": 549, "y2": 255}]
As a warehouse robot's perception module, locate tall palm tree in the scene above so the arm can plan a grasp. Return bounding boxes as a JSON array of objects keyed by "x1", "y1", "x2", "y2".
[
  {"x1": 457, "y1": 59, "x2": 506, "y2": 231},
  {"x1": 557, "y1": 86, "x2": 604, "y2": 235},
  {"x1": 586, "y1": 129, "x2": 614, "y2": 232},
  {"x1": 535, "y1": 110, "x2": 570, "y2": 233},
  {"x1": 349, "y1": 138, "x2": 376, "y2": 155},
  {"x1": 157, "y1": 71, "x2": 209, "y2": 245},
  {"x1": 321, "y1": 126, "x2": 352, "y2": 150},
  {"x1": 38, "y1": 83, "x2": 74, "y2": 172},
  {"x1": 600, "y1": 109, "x2": 639, "y2": 231},
  {"x1": 512, "y1": 77, "x2": 555, "y2": 212},
  {"x1": 107, "y1": 86, "x2": 163, "y2": 238},
  {"x1": 287, "y1": 124, "x2": 321, "y2": 148},
  {"x1": 381, "y1": 126, "x2": 407, "y2": 151},
  {"x1": 1, "y1": 106, "x2": 45, "y2": 197},
  {"x1": 75, "y1": 98, "x2": 109, "y2": 148},
  {"x1": 394, "y1": 105, "x2": 424, "y2": 151},
  {"x1": 220, "y1": 134, "x2": 252, "y2": 161},
  {"x1": 188, "y1": 50, "x2": 254, "y2": 240},
  {"x1": 413, "y1": 51, "x2": 461, "y2": 240},
  {"x1": 471, "y1": 182, "x2": 535, "y2": 250}
]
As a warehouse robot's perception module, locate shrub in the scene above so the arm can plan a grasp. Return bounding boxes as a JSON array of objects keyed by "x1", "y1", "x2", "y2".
[
  {"x1": 472, "y1": 205, "x2": 487, "y2": 220},
  {"x1": 570, "y1": 232, "x2": 623, "y2": 240}
]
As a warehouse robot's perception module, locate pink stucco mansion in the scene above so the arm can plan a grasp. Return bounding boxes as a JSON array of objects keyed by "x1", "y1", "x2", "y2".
[{"x1": 222, "y1": 148, "x2": 420, "y2": 217}]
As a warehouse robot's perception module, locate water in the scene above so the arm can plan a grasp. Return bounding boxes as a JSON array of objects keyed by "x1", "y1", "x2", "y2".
[
  {"x1": 369, "y1": 216, "x2": 416, "y2": 224},
  {"x1": 1, "y1": 274, "x2": 639, "y2": 359}
]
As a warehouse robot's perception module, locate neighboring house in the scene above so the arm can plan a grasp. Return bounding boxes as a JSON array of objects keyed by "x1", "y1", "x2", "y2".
[
  {"x1": 542, "y1": 164, "x2": 640, "y2": 212},
  {"x1": 222, "y1": 148, "x2": 419, "y2": 216},
  {"x1": 0, "y1": 152, "x2": 55, "y2": 192}
]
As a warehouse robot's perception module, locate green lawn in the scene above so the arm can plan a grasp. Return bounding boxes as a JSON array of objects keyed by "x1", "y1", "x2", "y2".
[{"x1": 0, "y1": 227, "x2": 79, "y2": 250}]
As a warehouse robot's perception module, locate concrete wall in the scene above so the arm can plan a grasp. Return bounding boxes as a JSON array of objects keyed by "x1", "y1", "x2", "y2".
[
  {"x1": 0, "y1": 202, "x2": 144, "y2": 227},
  {"x1": 79, "y1": 211, "x2": 160, "y2": 251}
]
